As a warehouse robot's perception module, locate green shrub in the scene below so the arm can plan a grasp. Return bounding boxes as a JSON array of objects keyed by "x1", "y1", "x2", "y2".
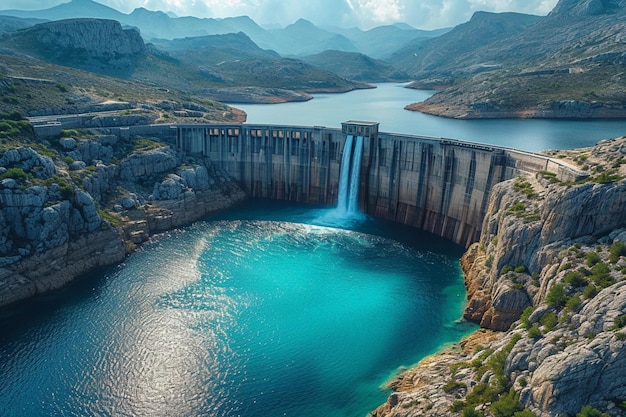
[
  {"x1": 97, "y1": 208, "x2": 122, "y2": 228},
  {"x1": 509, "y1": 201, "x2": 526, "y2": 215},
  {"x1": 576, "y1": 404, "x2": 610, "y2": 417},
  {"x1": 546, "y1": 283, "x2": 568, "y2": 309},
  {"x1": 514, "y1": 265, "x2": 527, "y2": 273},
  {"x1": 564, "y1": 271, "x2": 587, "y2": 288},
  {"x1": 594, "y1": 171, "x2": 621, "y2": 184},
  {"x1": 1, "y1": 167, "x2": 29, "y2": 181},
  {"x1": 609, "y1": 242, "x2": 626, "y2": 263},
  {"x1": 591, "y1": 262, "x2": 610, "y2": 275},
  {"x1": 501, "y1": 265, "x2": 514, "y2": 275},
  {"x1": 610, "y1": 314, "x2": 626, "y2": 330},
  {"x1": 443, "y1": 379, "x2": 467, "y2": 393},
  {"x1": 540, "y1": 312, "x2": 558, "y2": 331},
  {"x1": 528, "y1": 324, "x2": 542, "y2": 339},
  {"x1": 1, "y1": 110, "x2": 23, "y2": 121},
  {"x1": 463, "y1": 408, "x2": 485, "y2": 417},
  {"x1": 590, "y1": 262, "x2": 615, "y2": 288},
  {"x1": 565, "y1": 294, "x2": 581, "y2": 312},
  {"x1": 513, "y1": 410, "x2": 536, "y2": 417},
  {"x1": 520, "y1": 306, "x2": 534, "y2": 329},
  {"x1": 134, "y1": 137, "x2": 166, "y2": 152},
  {"x1": 583, "y1": 284, "x2": 599, "y2": 299},
  {"x1": 491, "y1": 389, "x2": 524, "y2": 417},
  {"x1": 586, "y1": 251, "x2": 601, "y2": 267},
  {"x1": 45, "y1": 175, "x2": 74, "y2": 199}
]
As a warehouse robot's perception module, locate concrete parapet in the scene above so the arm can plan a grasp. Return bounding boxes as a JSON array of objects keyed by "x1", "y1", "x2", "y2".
[{"x1": 32, "y1": 121, "x2": 62, "y2": 138}]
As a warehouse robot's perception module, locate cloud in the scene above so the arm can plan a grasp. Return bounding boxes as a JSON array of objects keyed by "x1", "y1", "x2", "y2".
[{"x1": 0, "y1": 0, "x2": 560, "y2": 29}]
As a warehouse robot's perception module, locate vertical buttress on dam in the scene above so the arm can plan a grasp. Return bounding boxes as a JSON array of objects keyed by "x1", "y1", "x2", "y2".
[{"x1": 174, "y1": 121, "x2": 585, "y2": 247}]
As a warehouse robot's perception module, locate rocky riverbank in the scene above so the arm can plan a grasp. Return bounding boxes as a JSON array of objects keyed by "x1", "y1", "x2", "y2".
[
  {"x1": 0, "y1": 135, "x2": 247, "y2": 308},
  {"x1": 406, "y1": 99, "x2": 626, "y2": 119},
  {"x1": 373, "y1": 136, "x2": 626, "y2": 417}
]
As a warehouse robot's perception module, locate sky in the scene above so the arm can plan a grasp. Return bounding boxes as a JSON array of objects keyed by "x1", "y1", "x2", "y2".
[{"x1": 1, "y1": 0, "x2": 560, "y2": 29}]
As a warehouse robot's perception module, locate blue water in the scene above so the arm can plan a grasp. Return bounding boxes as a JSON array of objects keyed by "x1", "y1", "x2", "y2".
[
  {"x1": 0, "y1": 201, "x2": 476, "y2": 417},
  {"x1": 232, "y1": 83, "x2": 626, "y2": 152}
]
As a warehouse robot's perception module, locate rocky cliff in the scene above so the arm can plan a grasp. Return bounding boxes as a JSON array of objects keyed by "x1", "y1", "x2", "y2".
[
  {"x1": 373, "y1": 136, "x2": 626, "y2": 417},
  {"x1": 0, "y1": 135, "x2": 246, "y2": 308},
  {"x1": 6, "y1": 18, "x2": 147, "y2": 75}
]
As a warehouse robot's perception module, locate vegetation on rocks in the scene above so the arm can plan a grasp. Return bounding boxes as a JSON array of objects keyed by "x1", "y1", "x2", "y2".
[{"x1": 374, "y1": 136, "x2": 626, "y2": 417}]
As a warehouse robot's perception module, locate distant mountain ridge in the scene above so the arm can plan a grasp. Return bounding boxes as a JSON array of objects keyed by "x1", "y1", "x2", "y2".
[
  {"x1": 0, "y1": 18, "x2": 367, "y2": 105},
  {"x1": 301, "y1": 50, "x2": 407, "y2": 82},
  {"x1": 0, "y1": 0, "x2": 444, "y2": 58}
]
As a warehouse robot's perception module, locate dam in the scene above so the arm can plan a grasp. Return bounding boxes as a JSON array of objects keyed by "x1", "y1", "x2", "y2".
[{"x1": 172, "y1": 121, "x2": 585, "y2": 247}]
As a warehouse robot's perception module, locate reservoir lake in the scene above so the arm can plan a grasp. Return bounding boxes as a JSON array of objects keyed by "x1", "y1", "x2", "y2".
[{"x1": 233, "y1": 83, "x2": 626, "y2": 152}]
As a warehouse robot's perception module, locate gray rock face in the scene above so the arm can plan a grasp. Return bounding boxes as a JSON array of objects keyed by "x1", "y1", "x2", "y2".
[
  {"x1": 550, "y1": 0, "x2": 625, "y2": 16},
  {"x1": 465, "y1": 177, "x2": 626, "y2": 330},
  {"x1": 30, "y1": 18, "x2": 147, "y2": 69},
  {"x1": 70, "y1": 190, "x2": 101, "y2": 233},
  {"x1": 540, "y1": 182, "x2": 626, "y2": 248},
  {"x1": 0, "y1": 147, "x2": 56, "y2": 179},
  {"x1": 68, "y1": 140, "x2": 113, "y2": 164},
  {"x1": 59, "y1": 137, "x2": 77, "y2": 150},
  {"x1": 152, "y1": 174, "x2": 185, "y2": 200},
  {"x1": 523, "y1": 311, "x2": 626, "y2": 417},
  {"x1": 82, "y1": 163, "x2": 118, "y2": 202},
  {"x1": 119, "y1": 147, "x2": 178, "y2": 181}
]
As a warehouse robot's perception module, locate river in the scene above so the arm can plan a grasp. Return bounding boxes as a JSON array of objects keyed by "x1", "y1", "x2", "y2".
[{"x1": 232, "y1": 83, "x2": 626, "y2": 152}]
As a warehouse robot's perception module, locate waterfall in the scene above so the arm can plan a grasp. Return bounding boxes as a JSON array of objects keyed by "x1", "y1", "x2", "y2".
[
  {"x1": 348, "y1": 136, "x2": 364, "y2": 214},
  {"x1": 336, "y1": 135, "x2": 363, "y2": 215},
  {"x1": 337, "y1": 135, "x2": 354, "y2": 213}
]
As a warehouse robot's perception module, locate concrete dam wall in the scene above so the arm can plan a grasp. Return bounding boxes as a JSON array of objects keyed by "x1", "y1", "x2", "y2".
[{"x1": 174, "y1": 122, "x2": 585, "y2": 247}]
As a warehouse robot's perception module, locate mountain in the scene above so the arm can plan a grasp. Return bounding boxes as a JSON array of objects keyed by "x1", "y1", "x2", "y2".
[
  {"x1": 150, "y1": 32, "x2": 367, "y2": 95},
  {"x1": 324, "y1": 24, "x2": 450, "y2": 59},
  {"x1": 549, "y1": 0, "x2": 626, "y2": 16},
  {"x1": 0, "y1": 0, "x2": 434, "y2": 58},
  {"x1": 0, "y1": 0, "x2": 126, "y2": 21},
  {"x1": 3, "y1": 18, "x2": 147, "y2": 77},
  {"x1": 301, "y1": 50, "x2": 407, "y2": 82},
  {"x1": 0, "y1": 18, "x2": 367, "y2": 105},
  {"x1": 0, "y1": 16, "x2": 47, "y2": 33},
  {"x1": 404, "y1": 0, "x2": 626, "y2": 118},
  {"x1": 268, "y1": 19, "x2": 358, "y2": 56},
  {"x1": 389, "y1": 12, "x2": 543, "y2": 79}
]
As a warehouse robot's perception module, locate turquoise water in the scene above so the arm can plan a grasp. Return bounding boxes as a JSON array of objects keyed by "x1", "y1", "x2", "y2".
[
  {"x1": 0, "y1": 202, "x2": 476, "y2": 417},
  {"x1": 233, "y1": 83, "x2": 626, "y2": 152}
]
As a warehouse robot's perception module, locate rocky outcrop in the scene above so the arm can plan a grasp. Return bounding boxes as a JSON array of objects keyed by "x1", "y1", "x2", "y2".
[
  {"x1": 198, "y1": 87, "x2": 313, "y2": 104},
  {"x1": 406, "y1": 95, "x2": 626, "y2": 120},
  {"x1": 515, "y1": 282, "x2": 626, "y2": 416},
  {"x1": 0, "y1": 140, "x2": 247, "y2": 309},
  {"x1": 550, "y1": 0, "x2": 626, "y2": 16},
  {"x1": 375, "y1": 137, "x2": 626, "y2": 417},
  {"x1": 464, "y1": 167, "x2": 626, "y2": 331},
  {"x1": 26, "y1": 18, "x2": 147, "y2": 71}
]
